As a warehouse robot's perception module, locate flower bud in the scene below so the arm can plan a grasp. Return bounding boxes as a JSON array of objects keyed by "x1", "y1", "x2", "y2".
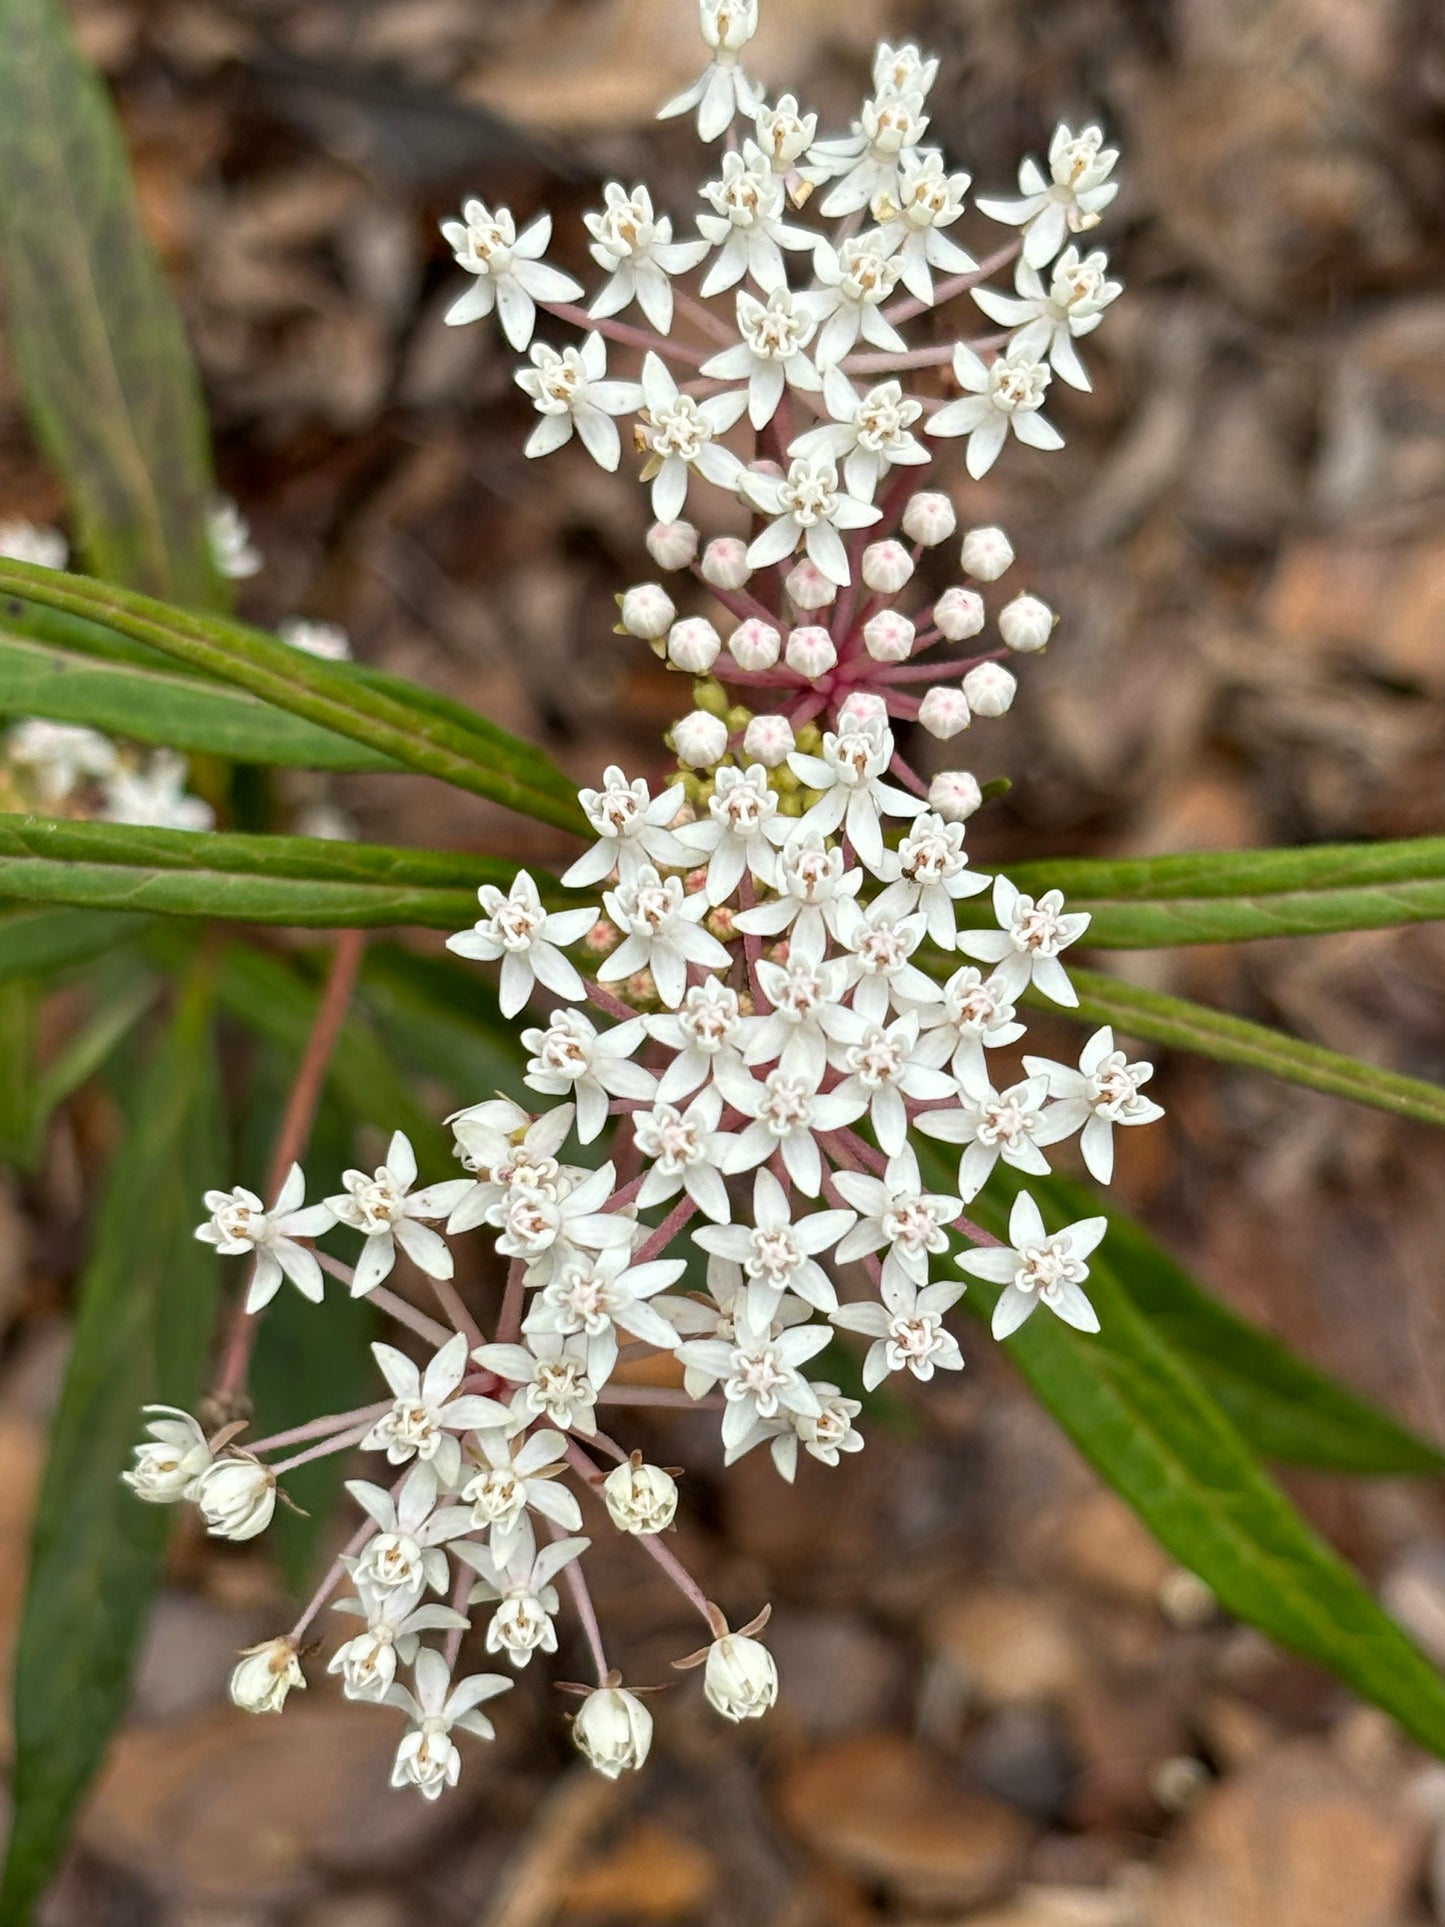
[
  {"x1": 934, "y1": 586, "x2": 985, "y2": 641},
  {"x1": 862, "y1": 609, "x2": 915, "y2": 663},
  {"x1": 860, "y1": 538, "x2": 914, "y2": 594},
  {"x1": 998, "y1": 593, "x2": 1055, "y2": 653},
  {"x1": 785, "y1": 558, "x2": 837, "y2": 610},
  {"x1": 704, "y1": 1634, "x2": 779, "y2": 1722},
  {"x1": 122, "y1": 1406, "x2": 211, "y2": 1505},
  {"x1": 963, "y1": 661, "x2": 1017, "y2": 716},
  {"x1": 194, "y1": 1456, "x2": 277, "y2": 1542},
  {"x1": 837, "y1": 691, "x2": 888, "y2": 730},
  {"x1": 573, "y1": 1685, "x2": 653, "y2": 1777},
  {"x1": 901, "y1": 491, "x2": 956, "y2": 546},
  {"x1": 700, "y1": 536, "x2": 752, "y2": 591},
  {"x1": 230, "y1": 1637, "x2": 304, "y2": 1715},
  {"x1": 646, "y1": 520, "x2": 699, "y2": 571},
  {"x1": 928, "y1": 769, "x2": 983, "y2": 822},
  {"x1": 743, "y1": 714, "x2": 795, "y2": 767},
  {"x1": 673, "y1": 709, "x2": 729, "y2": 769},
  {"x1": 619, "y1": 583, "x2": 676, "y2": 641},
  {"x1": 785, "y1": 626, "x2": 837, "y2": 678},
  {"x1": 667, "y1": 617, "x2": 721, "y2": 673},
  {"x1": 918, "y1": 685, "x2": 971, "y2": 739},
  {"x1": 960, "y1": 524, "x2": 1015, "y2": 581},
  {"x1": 728, "y1": 618, "x2": 781, "y2": 671},
  {"x1": 603, "y1": 1459, "x2": 679, "y2": 1535}
]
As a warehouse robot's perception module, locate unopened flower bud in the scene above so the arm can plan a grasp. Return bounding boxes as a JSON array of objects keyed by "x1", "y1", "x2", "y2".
[
  {"x1": 901, "y1": 491, "x2": 957, "y2": 546},
  {"x1": 700, "y1": 536, "x2": 752, "y2": 591},
  {"x1": 963, "y1": 661, "x2": 1017, "y2": 716},
  {"x1": 860, "y1": 539, "x2": 914, "y2": 594},
  {"x1": 667, "y1": 617, "x2": 721, "y2": 673},
  {"x1": 960, "y1": 524, "x2": 1015, "y2": 581},
  {"x1": 673, "y1": 709, "x2": 729, "y2": 769},
  {"x1": 918, "y1": 685, "x2": 971, "y2": 739},
  {"x1": 704, "y1": 1634, "x2": 779, "y2": 1722},
  {"x1": 604, "y1": 1459, "x2": 679, "y2": 1535},
  {"x1": 743, "y1": 714, "x2": 795, "y2": 767},
  {"x1": 728, "y1": 618, "x2": 781, "y2": 671},
  {"x1": 785, "y1": 558, "x2": 837, "y2": 610},
  {"x1": 999, "y1": 593, "x2": 1055, "y2": 653},
  {"x1": 862, "y1": 609, "x2": 915, "y2": 663},
  {"x1": 928, "y1": 769, "x2": 983, "y2": 822},
  {"x1": 194, "y1": 1456, "x2": 276, "y2": 1542},
  {"x1": 619, "y1": 583, "x2": 676, "y2": 641},
  {"x1": 230, "y1": 1637, "x2": 304, "y2": 1715},
  {"x1": 122, "y1": 1406, "x2": 211, "y2": 1504},
  {"x1": 838, "y1": 690, "x2": 888, "y2": 730},
  {"x1": 934, "y1": 586, "x2": 985, "y2": 641},
  {"x1": 646, "y1": 520, "x2": 699, "y2": 571},
  {"x1": 574, "y1": 1685, "x2": 653, "y2": 1778},
  {"x1": 785, "y1": 625, "x2": 837, "y2": 678}
]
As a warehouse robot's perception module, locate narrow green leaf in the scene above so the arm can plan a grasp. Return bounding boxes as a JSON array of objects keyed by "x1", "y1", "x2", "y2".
[
  {"x1": 0, "y1": 978, "x2": 38, "y2": 1162},
  {"x1": 28, "y1": 971, "x2": 158, "y2": 1156},
  {"x1": 1, "y1": 976, "x2": 224, "y2": 1924},
  {"x1": 0, "y1": 905, "x2": 154, "y2": 984},
  {"x1": 0, "y1": 0, "x2": 220, "y2": 603}
]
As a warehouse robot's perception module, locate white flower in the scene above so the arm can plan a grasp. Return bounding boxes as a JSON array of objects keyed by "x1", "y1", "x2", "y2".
[
  {"x1": 834, "y1": 897, "x2": 941, "y2": 1022},
  {"x1": 0, "y1": 518, "x2": 67, "y2": 568},
  {"x1": 733, "y1": 827, "x2": 863, "y2": 951},
  {"x1": 790, "y1": 1384, "x2": 865, "y2": 1472},
  {"x1": 632, "y1": 1086, "x2": 736, "y2": 1224},
  {"x1": 874, "y1": 40, "x2": 939, "y2": 94},
  {"x1": 487, "y1": 1163, "x2": 634, "y2": 1272},
  {"x1": 386, "y1": 1647, "x2": 512, "y2": 1799},
  {"x1": 804, "y1": 234, "x2": 906, "y2": 363},
  {"x1": 870, "y1": 811, "x2": 991, "y2": 949},
  {"x1": 474, "y1": 1335, "x2": 600, "y2": 1434},
  {"x1": 586, "y1": 181, "x2": 709, "y2": 332},
  {"x1": 208, "y1": 498, "x2": 262, "y2": 579},
  {"x1": 825, "y1": 1011, "x2": 956, "y2": 1158},
  {"x1": 973, "y1": 246, "x2": 1122, "y2": 391},
  {"x1": 326, "y1": 1130, "x2": 470, "y2": 1295},
  {"x1": 194, "y1": 1163, "x2": 336, "y2": 1313},
  {"x1": 696, "y1": 145, "x2": 812, "y2": 296},
  {"x1": 194, "y1": 1455, "x2": 276, "y2": 1541},
  {"x1": 603, "y1": 1458, "x2": 679, "y2": 1534},
  {"x1": 362, "y1": 1332, "x2": 512, "y2": 1486},
  {"x1": 460, "y1": 1526, "x2": 589, "y2": 1670},
  {"x1": 1023, "y1": 1026, "x2": 1163, "y2": 1183},
  {"x1": 563, "y1": 764, "x2": 693, "y2": 888},
  {"x1": 639, "y1": 352, "x2": 747, "y2": 524},
  {"x1": 523, "y1": 1245, "x2": 687, "y2": 1383},
  {"x1": 695, "y1": 1167, "x2": 855, "y2": 1322},
  {"x1": 744, "y1": 921, "x2": 853, "y2": 1083},
  {"x1": 788, "y1": 717, "x2": 925, "y2": 872},
  {"x1": 5, "y1": 719, "x2": 115, "y2": 802},
  {"x1": 833, "y1": 1146, "x2": 962, "y2": 1293},
  {"x1": 813, "y1": 89, "x2": 932, "y2": 218},
  {"x1": 704, "y1": 1632, "x2": 779, "y2": 1720},
  {"x1": 278, "y1": 617, "x2": 351, "y2": 660},
  {"x1": 674, "y1": 763, "x2": 786, "y2": 903},
  {"x1": 718, "y1": 1061, "x2": 865, "y2": 1197},
  {"x1": 790, "y1": 370, "x2": 929, "y2": 504},
  {"x1": 446, "y1": 870, "x2": 598, "y2": 1018},
  {"x1": 976, "y1": 122, "x2": 1121, "y2": 268},
  {"x1": 122, "y1": 1405, "x2": 211, "y2": 1504},
  {"x1": 958, "y1": 1190, "x2": 1107, "y2": 1337},
  {"x1": 956, "y1": 874, "x2": 1091, "y2": 1007},
  {"x1": 597, "y1": 864, "x2": 733, "y2": 1008},
  {"x1": 516, "y1": 334, "x2": 642, "y2": 471},
  {"x1": 100, "y1": 750, "x2": 214, "y2": 831},
  {"x1": 573, "y1": 1684, "x2": 653, "y2": 1777},
  {"x1": 523, "y1": 1006, "x2": 656, "y2": 1144},
  {"x1": 753, "y1": 92, "x2": 818, "y2": 167},
  {"x1": 928, "y1": 344, "x2": 1063, "y2": 479},
  {"x1": 441, "y1": 202, "x2": 582, "y2": 348},
  {"x1": 329, "y1": 1584, "x2": 469, "y2": 1701},
  {"x1": 446, "y1": 1101, "x2": 574, "y2": 1232},
  {"x1": 872, "y1": 149, "x2": 975, "y2": 303},
  {"x1": 677, "y1": 1306, "x2": 832, "y2": 1450},
  {"x1": 912, "y1": 964, "x2": 1026, "y2": 1084},
  {"x1": 644, "y1": 975, "x2": 752, "y2": 1102},
  {"x1": 462, "y1": 1426, "x2": 581, "y2": 1562},
  {"x1": 230, "y1": 1637, "x2": 304, "y2": 1715},
  {"x1": 832, "y1": 1270, "x2": 967, "y2": 1389},
  {"x1": 700, "y1": 286, "x2": 823, "y2": 429},
  {"x1": 915, "y1": 1070, "x2": 1075, "y2": 1202},
  {"x1": 348, "y1": 1462, "x2": 471, "y2": 1598}
]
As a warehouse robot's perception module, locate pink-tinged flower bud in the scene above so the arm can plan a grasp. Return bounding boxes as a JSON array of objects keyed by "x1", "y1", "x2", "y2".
[
  {"x1": 619, "y1": 583, "x2": 676, "y2": 640},
  {"x1": 785, "y1": 625, "x2": 837, "y2": 677},
  {"x1": 960, "y1": 524, "x2": 1015, "y2": 581},
  {"x1": 929, "y1": 769, "x2": 983, "y2": 822},
  {"x1": 862, "y1": 609, "x2": 916, "y2": 663},
  {"x1": 700, "y1": 536, "x2": 752, "y2": 590},
  {"x1": 743, "y1": 714, "x2": 796, "y2": 766},
  {"x1": 785, "y1": 558, "x2": 837, "y2": 610},
  {"x1": 963, "y1": 661, "x2": 1017, "y2": 716},
  {"x1": 999, "y1": 593, "x2": 1055, "y2": 652},
  {"x1": 667, "y1": 616, "x2": 721, "y2": 673},
  {"x1": 901, "y1": 491, "x2": 957, "y2": 546},
  {"x1": 838, "y1": 691, "x2": 888, "y2": 729},
  {"x1": 918, "y1": 685, "x2": 971, "y2": 739},
  {"x1": 646, "y1": 520, "x2": 699, "y2": 570},
  {"x1": 584, "y1": 918, "x2": 620, "y2": 955},
  {"x1": 860, "y1": 538, "x2": 914, "y2": 594},
  {"x1": 934, "y1": 586, "x2": 985, "y2": 641},
  {"x1": 673, "y1": 709, "x2": 729, "y2": 768},
  {"x1": 728, "y1": 618, "x2": 782, "y2": 671}
]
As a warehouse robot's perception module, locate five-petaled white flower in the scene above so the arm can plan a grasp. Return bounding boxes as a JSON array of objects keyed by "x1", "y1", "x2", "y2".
[
  {"x1": 916, "y1": 1069, "x2": 1075, "y2": 1201},
  {"x1": 976, "y1": 122, "x2": 1120, "y2": 268},
  {"x1": 834, "y1": 897, "x2": 940, "y2": 1023},
  {"x1": 474, "y1": 1334, "x2": 601, "y2": 1434},
  {"x1": 462, "y1": 1425, "x2": 581, "y2": 1562},
  {"x1": 792, "y1": 370, "x2": 929, "y2": 504},
  {"x1": 813, "y1": 89, "x2": 932, "y2": 218},
  {"x1": 826, "y1": 1010, "x2": 956, "y2": 1157},
  {"x1": 872, "y1": 149, "x2": 976, "y2": 302},
  {"x1": 362, "y1": 1332, "x2": 512, "y2": 1486},
  {"x1": 1023, "y1": 1025, "x2": 1163, "y2": 1182},
  {"x1": 675, "y1": 762, "x2": 787, "y2": 903},
  {"x1": 563, "y1": 765, "x2": 693, "y2": 889},
  {"x1": 833, "y1": 1146, "x2": 963, "y2": 1293},
  {"x1": 718, "y1": 1060, "x2": 866, "y2": 1196},
  {"x1": 598, "y1": 863, "x2": 733, "y2": 1007},
  {"x1": 5, "y1": 719, "x2": 115, "y2": 803},
  {"x1": 972, "y1": 245, "x2": 1122, "y2": 391},
  {"x1": 789, "y1": 718, "x2": 926, "y2": 872},
  {"x1": 441, "y1": 202, "x2": 582, "y2": 348},
  {"x1": 639, "y1": 352, "x2": 747, "y2": 523},
  {"x1": 831, "y1": 1269, "x2": 967, "y2": 1389},
  {"x1": 329, "y1": 1581, "x2": 469, "y2": 1703},
  {"x1": 695, "y1": 1167, "x2": 855, "y2": 1322},
  {"x1": 696, "y1": 144, "x2": 813, "y2": 296},
  {"x1": 734, "y1": 828, "x2": 863, "y2": 952},
  {"x1": 956, "y1": 875, "x2": 1091, "y2": 1006},
  {"x1": 804, "y1": 234, "x2": 907, "y2": 364},
  {"x1": 123, "y1": 1406, "x2": 211, "y2": 1505},
  {"x1": 524, "y1": 1244, "x2": 687, "y2": 1382},
  {"x1": 957, "y1": 1190, "x2": 1106, "y2": 1337},
  {"x1": 515, "y1": 334, "x2": 643, "y2": 470},
  {"x1": 585, "y1": 181, "x2": 709, "y2": 333},
  {"x1": 929, "y1": 343, "x2": 1063, "y2": 479},
  {"x1": 100, "y1": 750, "x2": 214, "y2": 832},
  {"x1": 700, "y1": 286, "x2": 823, "y2": 430},
  {"x1": 523, "y1": 1006, "x2": 656, "y2": 1144},
  {"x1": 643, "y1": 976, "x2": 752, "y2": 1101},
  {"x1": 913, "y1": 964, "x2": 1026, "y2": 1084},
  {"x1": 632, "y1": 1085, "x2": 736, "y2": 1224},
  {"x1": 459, "y1": 1523, "x2": 589, "y2": 1670},
  {"x1": 743, "y1": 456, "x2": 881, "y2": 587},
  {"x1": 872, "y1": 810, "x2": 992, "y2": 948},
  {"x1": 348, "y1": 1462, "x2": 472, "y2": 1598},
  {"x1": 677, "y1": 1305, "x2": 833, "y2": 1452},
  {"x1": 326, "y1": 1130, "x2": 470, "y2": 1295},
  {"x1": 447, "y1": 870, "x2": 599, "y2": 1019},
  {"x1": 488, "y1": 1162, "x2": 634, "y2": 1273},
  {"x1": 195, "y1": 1163, "x2": 336, "y2": 1312},
  {"x1": 744, "y1": 922, "x2": 853, "y2": 1083},
  {"x1": 658, "y1": 0, "x2": 762, "y2": 142},
  {"x1": 385, "y1": 1646, "x2": 512, "y2": 1799}
]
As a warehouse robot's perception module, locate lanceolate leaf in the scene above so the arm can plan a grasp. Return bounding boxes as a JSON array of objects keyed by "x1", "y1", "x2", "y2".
[
  {"x1": 1, "y1": 975, "x2": 224, "y2": 1924},
  {"x1": 0, "y1": 906, "x2": 154, "y2": 985},
  {"x1": 0, "y1": 0, "x2": 220, "y2": 603}
]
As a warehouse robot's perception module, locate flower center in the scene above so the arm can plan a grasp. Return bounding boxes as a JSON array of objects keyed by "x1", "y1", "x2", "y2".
[{"x1": 650, "y1": 397, "x2": 712, "y2": 462}]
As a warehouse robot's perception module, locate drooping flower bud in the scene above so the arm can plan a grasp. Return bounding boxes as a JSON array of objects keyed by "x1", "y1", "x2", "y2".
[
  {"x1": 960, "y1": 524, "x2": 1014, "y2": 581},
  {"x1": 700, "y1": 536, "x2": 752, "y2": 590},
  {"x1": 860, "y1": 539, "x2": 914, "y2": 594},
  {"x1": 573, "y1": 1685, "x2": 653, "y2": 1777},
  {"x1": 743, "y1": 713, "x2": 795, "y2": 767},
  {"x1": 929, "y1": 769, "x2": 983, "y2": 822},
  {"x1": 667, "y1": 616, "x2": 722, "y2": 673},
  {"x1": 728, "y1": 618, "x2": 782, "y2": 671},
  {"x1": 784, "y1": 558, "x2": 837, "y2": 610},
  {"x1": 673, "y1": 709, "x2": 730, "y2": 768},
  {"x1": 230, "y1": 1637, "x2": 305, "y2": 1715},
  {"x1": 963, "y1": 661, "x2": 1017, "y2": 716},
  {"x1": 703, "y1": 1634, "x2": 779, "y2": 1721},
  {"x1": 603, "y1": 1459, "x2": 680, "y2": 1535},
  {"x1": 918, "y1": 685, "x2": 971, "y2": 739},
  {"x1": 934, "y1": 586, "x2": 985, "y2": 641},
  {"x1": 646, "y1": 520, "x2": 700, "y2": 571},
  {"x1": 785, "y1": 625, "x2": 837, "y2": 677},
  {"x1": 998, "y1": 593, "x2": 1055, "y2": 653},
  {"x1": 619, "y1": 583, "x2": 676, "y2": 640},
  {"x1": 194, "y1": 1455, "x2": 277, "y2": 1542},
  {"x1": 901, "y1": 491, "x2": 956, "y2": 546},
  {"x1": 862, "y1": 610, "x2": 915, "y2": 663}
]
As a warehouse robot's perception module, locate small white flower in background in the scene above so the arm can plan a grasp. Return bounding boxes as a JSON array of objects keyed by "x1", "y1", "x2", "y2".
[
  {"x1": 585, "y1": 181, "x2": 709, "y2": 333},
  {"x1": 441, "y1": 202, "x2": 582, "y2": 348},
  {"x1": 516, "y1": 334, "x2": 643, "y2": 471},
  {"x1": 462, "y1": 1426, "x2": 582, "y2": 1562},
  {"x1": 675, "y1": 762, "x2": 787, "y2": 903},
  {"x1": 792, "y1": 369, "x2": 929, "y2": 504},
  {"x1": 703, "y1": 1630, "x2": 779, "y2": 1720},
  {"x1": 362, "y1": 1332, "x2": 512, "y2": 1486},
  {"x1": 326, "y1": 1129, "x2": 470, "y2": 1295},
  {"x1": 329, "y1": 1584, "x2": 470, "y2": 1702},
  {"x1": 976, "y1": 121, "x2": 1121, "y2": 267},
  {"x1": 929, "y1": 343, "x2": 1063, "y2": 479},
  {"x1": 573, "y1": 1683, "x2": 653, "y2": 1777},
  {"x1": 804, "y1": 234, "x2": 906, "y2": 363},
  {"x1": 564, "y1": 765, "x2": 692, "y2": 889},
  {"x1": 0, "y1": 518, "x2": 68, "y2": 569},
  {"x1": 833, "y1": 1146, "x2": 963, "y2": 1293},
  {"x1": 873, "y1": 149, "x2": 976, "y2": 302},
  {"x1": 644, "y1": 975, "x2": 751, "y2": 1102},
  {"x1": 813, "y1": 86, "x2": 932, "y2": 217},
  {"x1": 972, "y1": 245, "x2": 1122, "y2": 391},
  {"x1": 958, "y1": 1189, "x2": 1107, "y2": 1337},
  {"x1": 632, "y1": 1086, "x2": 736, "y2": 1224},
  {"x1": 832, "y1": 1268, "x2": 967, "y2": 1390},
  {"x1": 639, "y1": 352, "x2": 747, "y2": 524},
  {"x1": 789, "y1": 717, "x2": 926, "y2": 873},
  {"x1": 230, "y1": 1638, "x2": 304, "y2": 1715},
  {"x1": 914, "y1": 963, "x2": 1026, "y2": 1083},
  {"x1": 957, "y1": 874, "x2": 1091, "y2": 1006},
  {"x1": 603, "y1": 1458, "x2": 680, "y2": 1534},
  {"x1": 348, "y1": 1462, "x2": 471, "y2": 1598},
  {"x1": 278, "y1": 617, "x2": 352, "y2": 660},
  {"x1": 696, "y1": 144, "x2": 813, "y2": 296},
  {"x1": 916, "y1": 1068, "x2": 1074, "y2": 1202},
  {"x1": 100, "y1": 750, "x2": 214, "y2": 832},
  {"x1": 460, "y1": 1526, "x2": 589, "y2": 1670},
  {"x1": 524, "y1": 1244, "x2": 688, "y2": 1382},
  {"x1": 447, "y1": 870, "x2": 598, "y2": 1018},
  {"x1": 194, "y1": 1455, "x2": 276, "y2": 1541},
  {"x1": 5, "y1": 719, "x2": 116, "y2": 803},
  {"x1": 1024, "y1": 1025, "x2": 1164, "y2": 1182},
  {"x1": 386, "y1": 1647, "x2": 512, "y2": 1799},
  {"x1": 194, "y1": 1163, "x2": 336, "y2": 1312},
  {"x1": 122, "y1": 1406, "x2": 211, "y2": 1504},
  {"x1": 597, "y1": 864, "x2": 733, "y2": 1007},
  {"x1": 208, "y1": 498, "x2": 262, "y2": 579},
  {"x1": 872, "y1": 39, "x2": 940, "y2": 95},
  {"x1": 523, "y1": 1005, "x2": 656, "y2": 1143},
  {"x1": 872, "y1": 810, "x2": 991, "y2": 948},
  {"x1": 700, "y1": 286, "x2": 822, "y2": 430}
]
